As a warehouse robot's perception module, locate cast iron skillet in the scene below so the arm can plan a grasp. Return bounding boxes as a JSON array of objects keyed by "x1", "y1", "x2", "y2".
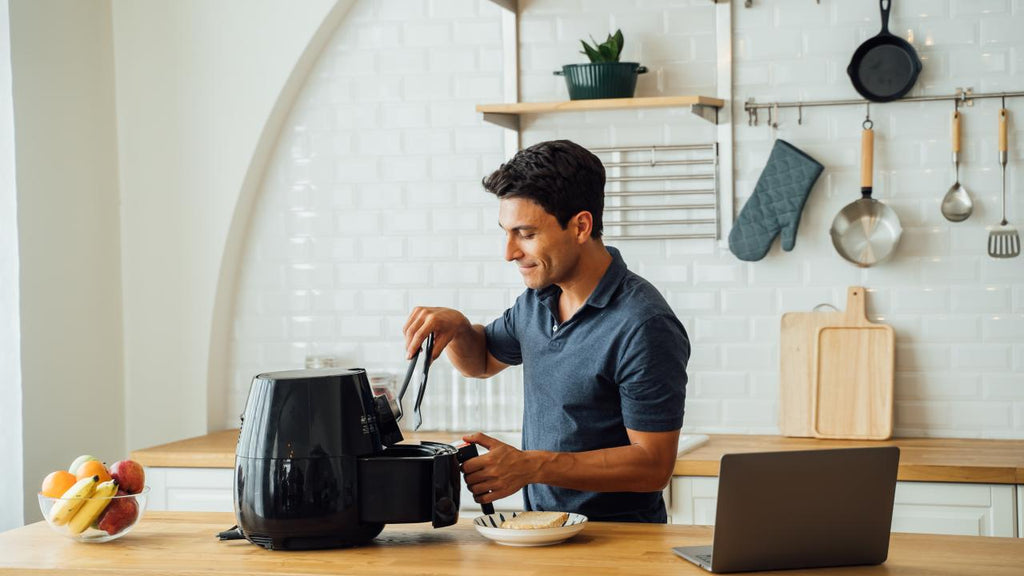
[{"x1": 847, "y1": 0, "x2": 922, "y2": 102}]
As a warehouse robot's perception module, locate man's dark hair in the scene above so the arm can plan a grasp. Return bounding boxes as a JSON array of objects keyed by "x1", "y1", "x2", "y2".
[{"x1": 482, "y1": 140, "x2": 605, "y2": 238}]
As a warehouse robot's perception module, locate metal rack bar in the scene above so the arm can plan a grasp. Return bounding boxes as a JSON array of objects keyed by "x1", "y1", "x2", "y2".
[
  {"x1": 603, "y1": 159, "x2": 714, "y2": 168},
  {"x1": 590, "y1": 144, "x2": 715, "y2": 153},
  {"x1": 605, "y1": 233, "x2": 718, "y2": 240},
  {"x1": 605, "y1": 188, "x2": 715, "y2": 197},
  {"x1": 606, "y1": 219, "x2": 717, "y2": 227},
  {"x1": 607, "y1": 174, "x2": 714, "y2": 182},
  {"x1": 744, "y1": 88, "x2": 1024, "y2": 126},
  {"x1": 605, "y1": 204, "x2": 716, "y2": 212}
]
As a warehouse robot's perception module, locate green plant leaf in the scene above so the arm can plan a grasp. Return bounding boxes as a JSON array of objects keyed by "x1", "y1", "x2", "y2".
[
  {"x1": 613, "y1": 29, "x2": 624, "y2": 58},
  {"x1": 598, "y1": 43, "x2": 616, "y2": 61},
  {"x1": 580, "y1": 39, "x2": 601, "y2": 62}
]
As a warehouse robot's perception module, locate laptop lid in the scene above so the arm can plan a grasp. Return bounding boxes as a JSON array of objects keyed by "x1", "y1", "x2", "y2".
[{"x1": 708, "y1": 446, "x2": 900, "y2": 573}]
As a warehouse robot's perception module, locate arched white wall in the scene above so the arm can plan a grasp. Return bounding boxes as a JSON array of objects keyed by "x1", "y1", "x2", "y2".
[
  {"x1": 110, "y1": 0, "x2": 351, "y2": 450},
  {"x1": 0, "y1": 0, "x2": 24, "y2": 531}
]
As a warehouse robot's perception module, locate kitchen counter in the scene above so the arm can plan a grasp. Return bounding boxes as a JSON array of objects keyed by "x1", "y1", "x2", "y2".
[
  {"x1": 132, "y1": 430, "x2": 1024, "y2": 484},
  {"x1": 2, "y1": 511, "x2": 1022, "y2": 575}
]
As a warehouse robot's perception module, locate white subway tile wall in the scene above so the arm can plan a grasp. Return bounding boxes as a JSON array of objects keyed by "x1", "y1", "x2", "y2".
[{"x1": 226, "y1": 0, "x2": 1024, "y2": 438}]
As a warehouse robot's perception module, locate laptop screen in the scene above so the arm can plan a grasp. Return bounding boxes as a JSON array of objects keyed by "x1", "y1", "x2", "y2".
[{"x1": 708, "y1": 447, "x2": 900, "y2": 573}]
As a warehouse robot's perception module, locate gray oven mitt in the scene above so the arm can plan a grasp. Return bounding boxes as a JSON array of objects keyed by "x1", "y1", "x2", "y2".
[{"x1": 728, "y1": 139, "x2": 823, "y2": 262}]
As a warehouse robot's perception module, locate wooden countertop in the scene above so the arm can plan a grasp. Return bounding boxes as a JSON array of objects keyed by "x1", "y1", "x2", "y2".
[
  {"x1": 2, "y1": 511, "x2": 1022, "y2": 575},
  {"x1": 131, "y1": 430, "x2": 1024, "y2": 484}
]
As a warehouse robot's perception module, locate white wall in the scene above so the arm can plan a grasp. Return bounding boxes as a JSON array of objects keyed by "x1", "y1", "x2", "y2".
[
  {"x1": 0, "y1": 0, "x2": 25, "y2": 531},
  {"x1": 110, "y1": 0, "x2": 346, "y2": 451},
  {"x1": 10, "y1": 0, "x2": 123, "y2": 523},
  {"x1": 226, "y1": 0, "x2": 1024, "y2": 439}
]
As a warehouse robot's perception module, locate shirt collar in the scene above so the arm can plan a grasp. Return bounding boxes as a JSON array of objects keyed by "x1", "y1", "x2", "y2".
[{"x1": 536, "y1": 246, "x2": 628, "y2": 310}]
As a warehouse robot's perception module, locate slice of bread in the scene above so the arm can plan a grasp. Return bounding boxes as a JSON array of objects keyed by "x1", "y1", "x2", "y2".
[{"x1": 500, "y1": 511, "x2": 569, "y2": 530}]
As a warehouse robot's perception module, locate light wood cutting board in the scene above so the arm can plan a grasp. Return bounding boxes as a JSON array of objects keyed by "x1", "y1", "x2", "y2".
[
  {"x1": 780, "y1": 307, "x2": 844, "y2": 437},
  {"x1": 811, "y1": 287, "x2": 895, "y2": 440}
]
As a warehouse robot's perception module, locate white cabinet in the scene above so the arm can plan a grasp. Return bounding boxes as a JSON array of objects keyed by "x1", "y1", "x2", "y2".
[
  {"x1": 146, "y1": 467, "x2": 234, "y2": 513},
  {"x1": 668, "y1": 477, "x2": 1019, "y2": 538},
  {"x1": 146, "y1": 466, "x2": 521, "y2": 517},
  {"x1": 1018, "y1": 486, "x2": 1023, "y2": 538},
  {"x1": 668, "y1": 477, "x2": 719, "y2": 526},
  {"x1": 892, "y1": 482, "x2": 1016, "y2": 538}
]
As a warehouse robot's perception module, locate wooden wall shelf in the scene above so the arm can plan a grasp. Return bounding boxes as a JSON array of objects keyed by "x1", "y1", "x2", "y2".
[{"x1": 476, "y1": 95, "x2": 726, "y2": 130}]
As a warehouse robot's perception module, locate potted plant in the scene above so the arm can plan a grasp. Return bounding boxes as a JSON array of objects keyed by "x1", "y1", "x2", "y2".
[{"x1": 554, "y1": 29, "x2": 647, "y2": 100}]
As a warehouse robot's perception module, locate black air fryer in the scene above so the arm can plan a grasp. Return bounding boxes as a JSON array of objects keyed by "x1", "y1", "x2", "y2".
[{"x1": 233, "y1": 360, "x2": 487, "y2": 550}]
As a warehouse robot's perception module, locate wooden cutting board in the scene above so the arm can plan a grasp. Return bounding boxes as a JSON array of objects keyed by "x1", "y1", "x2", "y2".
[
  {"x1": 780, "y1": 307, "x2": 843, "y2": 437},
  {"x1": 811, "y1": 287, "x2": 894, "y2": 440}
]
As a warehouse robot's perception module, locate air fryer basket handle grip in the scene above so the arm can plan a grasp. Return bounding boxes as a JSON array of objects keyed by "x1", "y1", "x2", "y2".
[{"x1": 456, "y1": 443, "x2": 496, "y2": 515}]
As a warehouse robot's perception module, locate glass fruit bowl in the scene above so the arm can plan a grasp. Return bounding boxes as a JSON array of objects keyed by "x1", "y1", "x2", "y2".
[{"x1": 38, "y1": 486, "x2": 149, "y2": 543}]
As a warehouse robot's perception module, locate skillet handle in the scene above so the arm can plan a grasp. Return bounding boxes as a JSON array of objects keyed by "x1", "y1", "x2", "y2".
[
  {"x1": 861, "y1": 128, "x2": 874, "y2": 195},
  {"x1": 879, "y1": 0, "x2": 891, "y2": 34}
]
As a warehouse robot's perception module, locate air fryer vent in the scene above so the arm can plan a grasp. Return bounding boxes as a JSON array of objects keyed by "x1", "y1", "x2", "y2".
[{"x1": 246, "y1": 534, "x2": 274, "y2": 550}]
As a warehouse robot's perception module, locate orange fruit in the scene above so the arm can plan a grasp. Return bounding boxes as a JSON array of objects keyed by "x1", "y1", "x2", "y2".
[
  {"x1": 75, "y1": 459, "x2": 112, "y2": 483},
  {"x1": 40, "y1": 470, "x2": 77, "y2": 498}
]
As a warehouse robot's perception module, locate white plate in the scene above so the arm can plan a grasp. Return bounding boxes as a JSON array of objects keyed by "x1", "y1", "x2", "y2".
[{"x1": 472, "y1": 512, "x2": 588, "y2": 547}]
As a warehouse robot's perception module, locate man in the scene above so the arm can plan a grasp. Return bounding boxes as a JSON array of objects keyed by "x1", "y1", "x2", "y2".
[{"x1": 402, "y1": 140, "x2": 689, "y2": 523}]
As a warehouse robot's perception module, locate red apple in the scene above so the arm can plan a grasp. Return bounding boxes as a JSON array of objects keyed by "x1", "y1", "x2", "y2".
[
  {"x1": 109, "y1": 459, "x2": 146, "y2": 494},
  {"x1": 96, "y1": 490, "x2": 139, "y2": 535}
]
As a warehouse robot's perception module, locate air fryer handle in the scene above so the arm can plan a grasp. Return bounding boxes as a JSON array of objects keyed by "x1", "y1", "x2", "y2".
[{"x1": 455, "y1": 443, "x2": 495, "y2": 515}]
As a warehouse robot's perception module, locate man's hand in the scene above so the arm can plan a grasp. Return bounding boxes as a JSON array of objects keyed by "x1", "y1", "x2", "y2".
[
  {"x1": 403, "y1": 307, "x2": 472, "y2": 360},
  {"x1": 460, "y1": 432, "x2": 539, "y2": 504}
]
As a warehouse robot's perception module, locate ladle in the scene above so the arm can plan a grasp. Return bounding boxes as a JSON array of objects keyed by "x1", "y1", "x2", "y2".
[{"x1": 941, "y1": 109, "x2": 973, "y2": 222}]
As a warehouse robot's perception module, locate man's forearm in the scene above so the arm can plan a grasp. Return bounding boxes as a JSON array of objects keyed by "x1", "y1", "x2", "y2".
[
  {"x1": 445, "y1": 323, "x2": 499, "y2": 378},
  {"x1": 527, "y1": 444, "x2": 675, "y2": 493}
]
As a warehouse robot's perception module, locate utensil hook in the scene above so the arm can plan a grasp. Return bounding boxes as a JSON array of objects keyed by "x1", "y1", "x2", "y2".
[
  {"x1": 797, "y1": 103, "x2": 803, "y2": 126},
  {"x1": 771, "y1": 103, "x2": 779, "y2": 140},
  {"x1": 863, "y1": 103, "x2": 873, "y2": 130}
]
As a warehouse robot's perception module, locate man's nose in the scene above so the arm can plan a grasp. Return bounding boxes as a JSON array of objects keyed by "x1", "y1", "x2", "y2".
[{"x1": 504, "y1": 236, "x2": 522, "y2": 262}]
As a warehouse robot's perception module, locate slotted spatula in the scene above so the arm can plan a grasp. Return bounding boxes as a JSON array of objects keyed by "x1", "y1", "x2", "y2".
[{"x1": 989, "y1": 108, "x2": 1021, "y2": 258}]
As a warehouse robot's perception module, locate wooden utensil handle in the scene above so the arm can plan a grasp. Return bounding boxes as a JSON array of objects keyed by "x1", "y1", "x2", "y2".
[
  {"x1": 952, "y1": 111, "x2": 961, "y2": 153},
  {"x1": 844, "y1": 286, "x2": 868, "y2": 323},
  {"x1": 861, "y1": 128, "x2": 874, "y2": 189},
  {"x1": 999, "y1": 108, "x2": 1008, "y2": 153}
]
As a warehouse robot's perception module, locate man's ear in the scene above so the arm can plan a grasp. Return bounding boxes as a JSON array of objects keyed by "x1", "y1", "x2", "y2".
[{"x1": 573, "y1": 211, "x2": 593, "y2": 243}]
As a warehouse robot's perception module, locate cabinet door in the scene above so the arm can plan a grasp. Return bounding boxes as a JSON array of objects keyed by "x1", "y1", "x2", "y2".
[
  {"x1": 146, "y1": 467, "x2": 234, "y2": 513},
  {"x1": 1018, "y1": 486, "x2": 1023, "y2": 538},
  {"x1": 668, "y1": 476, "x2": 1018, "y2": 537},
  {"x1": 892, "y1": 482, "x2": 1016, "y2": 538},
  {"x1": 668, "y1": 477, "x2": 719, "y2": 525},
  {"x1": 458, "y1": 484, "x2": 522, "y2": 516}
]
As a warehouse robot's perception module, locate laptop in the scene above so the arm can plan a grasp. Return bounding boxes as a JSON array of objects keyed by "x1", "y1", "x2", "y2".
[{"x1": 673, "y1": 446, "x2": 900, "y2": 573}]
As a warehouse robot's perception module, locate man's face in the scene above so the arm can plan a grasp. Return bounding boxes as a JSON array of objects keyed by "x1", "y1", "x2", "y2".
[{"x1": 498, "y1": 197, "x2": 583, "y2": 290}]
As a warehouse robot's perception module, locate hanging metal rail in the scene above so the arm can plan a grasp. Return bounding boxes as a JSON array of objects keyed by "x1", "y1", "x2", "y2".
[
  {"x1": 744, "y1": 88, "x2": 1024, "y2": 127},
  {"x1": 590, "y1": 144, "x2": 719, "y2": 241}
]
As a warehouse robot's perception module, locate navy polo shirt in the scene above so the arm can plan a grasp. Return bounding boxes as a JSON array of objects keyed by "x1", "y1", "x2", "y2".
[{"x1": 484, "y1": 246, "x2": 689, "y2": 523}]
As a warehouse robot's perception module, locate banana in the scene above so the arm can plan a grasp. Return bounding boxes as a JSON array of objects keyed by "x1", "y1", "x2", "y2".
[
  {"x1": 48, "y1": 475, "x2": 99, "y2": 526},
  {"x1": 66, "y1": 479, "x2": 118, "y2": 535}
]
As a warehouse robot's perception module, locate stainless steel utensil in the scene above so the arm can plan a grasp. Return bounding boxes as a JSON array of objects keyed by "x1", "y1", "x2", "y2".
[
  {"x1": 830, "y1": 124, "x2": 903, "y2": 267},
  {"x1": 394, "y1": 331, "x2": 436, "y2": 430},
  {"x1": 989, "y1": 108, "x2": 1021, "y2": 258},
  {"x1": 941, "y1": 110, "x2": 973, "y2": 222},
  {"x1": 412, "y1": 332, "x2": 435, "y2": 431}
]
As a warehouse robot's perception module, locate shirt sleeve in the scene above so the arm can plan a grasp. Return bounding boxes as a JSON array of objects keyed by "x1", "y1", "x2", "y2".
[
  {"x1": 615, "y1": 314, "x2": 689, "y2": 432},
  {"x1": 484, "y1": 300, "x2": 524, "y2": 366}
]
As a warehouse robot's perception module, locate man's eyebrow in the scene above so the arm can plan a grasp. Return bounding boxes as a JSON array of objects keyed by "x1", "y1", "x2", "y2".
[{"x1": 498, "y1": 222, "x2": 537, "y2": 232}]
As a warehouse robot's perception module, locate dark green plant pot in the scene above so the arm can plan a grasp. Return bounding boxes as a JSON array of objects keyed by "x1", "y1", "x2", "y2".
[{"x1": 554, "y1": 62, "x2": 648, "y2": 100}]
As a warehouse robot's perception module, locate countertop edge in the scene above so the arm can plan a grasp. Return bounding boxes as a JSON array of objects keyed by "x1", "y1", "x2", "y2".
[{"x1": 131, "y1": 430, "x2": 1024, "y2": 484}]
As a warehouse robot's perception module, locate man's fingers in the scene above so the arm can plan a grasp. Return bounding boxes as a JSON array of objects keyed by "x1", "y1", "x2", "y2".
[{"x1": 463, "y1": 432, "x2": 498, "y2": 450}]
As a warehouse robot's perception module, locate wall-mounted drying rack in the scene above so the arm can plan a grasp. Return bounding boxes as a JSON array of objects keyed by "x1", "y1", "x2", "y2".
[
  {"x1": 744, "y1": 88, "x2": 1024, "y2": 127},
  {"x1": 593, "y1": 144, "x2": 719, "y2": 241}
]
